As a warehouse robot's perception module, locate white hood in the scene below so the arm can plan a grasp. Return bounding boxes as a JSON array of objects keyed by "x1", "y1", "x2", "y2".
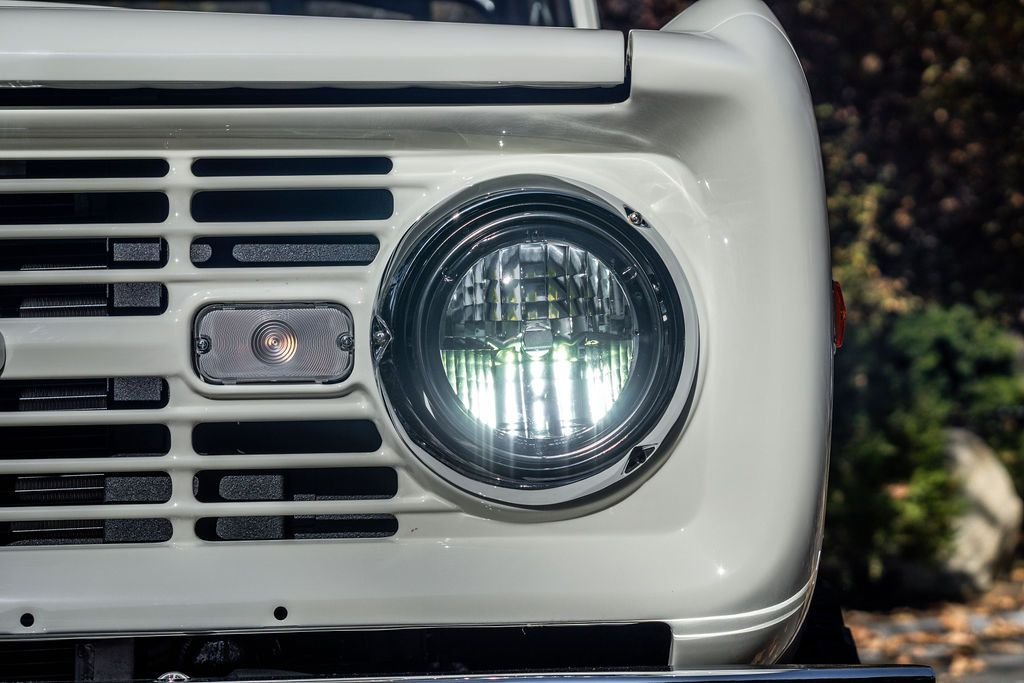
[{"x1": 0, "y1": 2, "x2": 624, "y2": 88}]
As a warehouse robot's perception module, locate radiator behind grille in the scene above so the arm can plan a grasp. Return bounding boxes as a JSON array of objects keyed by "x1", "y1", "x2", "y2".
[
  {"x1": 0, "y1": 472, "x2": 171, "y2": 506},
  {"x1": 0, "y1": 378, "x2": 168, "y2": 412},
  {"x1": 196, "y1": 514, "x2": 399, "y2": 542},
  {"x1": 0, "y1": 238, "x2": 166, "y2": 271},
  {"x1": 0, "y1": 425, "x2": 170, "y2": 459},
  {"x1": 0, "y1": 283, "x2": 167, "y2": 318},
  {"x1": 0, "y1": 519, "x2": 172, "y2": 547}
]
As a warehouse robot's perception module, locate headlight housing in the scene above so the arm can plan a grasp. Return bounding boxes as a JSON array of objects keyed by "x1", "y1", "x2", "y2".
[{"x1": 375, "y1": 178, "x2": 697, "y2": 507}]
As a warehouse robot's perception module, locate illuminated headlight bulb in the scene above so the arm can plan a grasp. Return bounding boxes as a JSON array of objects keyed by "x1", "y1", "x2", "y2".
[{"x1": 441, "y1": 241, "x2": 636, "y2": 439}]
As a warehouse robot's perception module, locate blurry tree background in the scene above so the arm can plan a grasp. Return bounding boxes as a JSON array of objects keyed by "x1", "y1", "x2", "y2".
[{"x1": 600, "y1": 0, "x2": 1024, "y2": 603}]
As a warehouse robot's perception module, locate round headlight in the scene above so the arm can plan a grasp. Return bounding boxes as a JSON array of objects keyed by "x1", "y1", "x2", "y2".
[{"x1": 375, "y1": 178, "x2": 696, "y2": 506}]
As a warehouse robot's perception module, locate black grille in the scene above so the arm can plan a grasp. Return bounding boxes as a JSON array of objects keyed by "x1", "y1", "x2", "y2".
[
  {"x1": 192, "y1": 420, "x2": 381, "y2": 455},
  {"x1": 0, "y1": 424, "x2": 170, "y2": 459},
  {"x1": 0, "y1": 472, "x2": 171, "y2": 507},
  {"x1": 192, "y1": 156, "x2": 392, "y2": 177},
  {"x1": 0, "y1": 641, "x2": 76, "y2": 681},
  {"x1": 0, "y1": 158, "x2": 168, "y2": 179},
  {"x1": 190, "y1": 235, "x2": 379, "y2": 267},
  {"x1": 0, "y1": 282, "x2": 167, "y2": 317},
  {"x1": 0, "y1": 238, "x2": 167, "y2": 271},
  {"x1": 0, "y1": 518, "x2": 172, "y2": 547},
  {"x1": 191, "y1": 189, "x2": 393, "y2": 222},
  {"x1": 0, "y1": 377, "x2": 168, "y2": 412},
  {"x1": 0, "y1": 192, "x2": 168, "y2": 225},
  {"x1": 194, "y1": 468, "x2": 397, "y2": 502},
  {"x1": 195, "y1": 514, "x2": 398, "y2": 541}
]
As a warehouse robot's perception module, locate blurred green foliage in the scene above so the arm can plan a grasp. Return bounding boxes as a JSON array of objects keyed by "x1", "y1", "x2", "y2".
[
  {"x1": 829, "y1": 304, "x2": 1024, "y2": 596},
  {"x1": 601, "y1": 0, "x2": 1024, "y2": 600}
]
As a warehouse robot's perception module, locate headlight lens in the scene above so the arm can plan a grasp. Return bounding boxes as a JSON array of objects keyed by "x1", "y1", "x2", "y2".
[
  {"x1": 442, "y1": 241, "x2": 636, "y2": 439},
  {"x1": 376, "y1": 179, "x2": 694, "y2": 505}
]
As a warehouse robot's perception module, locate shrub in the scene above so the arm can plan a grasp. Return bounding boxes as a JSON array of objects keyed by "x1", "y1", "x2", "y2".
[{"x1": 825, "y1": 302, "x2": 1024, "y2": 600}]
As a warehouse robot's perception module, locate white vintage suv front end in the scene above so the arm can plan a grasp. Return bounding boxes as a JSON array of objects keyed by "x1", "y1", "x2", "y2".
[{"x1": 0, "y1": 1, "x2": 908, "y2": 680}]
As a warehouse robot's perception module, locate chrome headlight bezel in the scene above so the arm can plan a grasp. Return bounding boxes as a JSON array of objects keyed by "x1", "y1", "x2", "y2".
[{"x1": 374, "y1": 177, "x2": 699, "y2": 508}]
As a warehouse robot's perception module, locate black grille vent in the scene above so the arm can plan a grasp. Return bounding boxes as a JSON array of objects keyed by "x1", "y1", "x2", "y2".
[
  {"x1": 0, "y1": 238, "x2": 167, "y2": 271},
  {"x1": 191, "y1": 189, "x2": 393, "y2": 222},
  {"x1": 0, "y1": 158, "x2": 168, "y2": 179},
  {"x1": 193, "y1": 420, "x2": 381, "y2": 455},
  {"x1": 192, "y1": 156, "x2": 392, "y2": 177},
  {"x1": 0, "y1": 282, "x2": 167, "y2": 317},
  {"x1": 194, "y1": 468, "x2": 397, "y2": 503},
  {"x1": 0, "y1": 192, "x2": 168, "y2": 225},
  {"x1": 0, "y1": 377, "x2": 168, "y2": 412},
  {"x1": 0, "y1": 424, "x2": 169, "y2": 459},
  {"x1": 196, "y1": 514, "x2": 397, "y2": 542},
  {"x1": 0, "y1": 472, "x2": 171, "y2": 506},
  {"x1": 0, "y1": 641, "x2": 76, "y2": 680},
  {"x1": 0, "y1": 85, "x2": 628, "y2": 108},
  {"x1": 0, "y1": 518, "x2": 172, "y2": 547},
  {"x1": 191, "y1": 235, "x2": 379, "y2": 267}
]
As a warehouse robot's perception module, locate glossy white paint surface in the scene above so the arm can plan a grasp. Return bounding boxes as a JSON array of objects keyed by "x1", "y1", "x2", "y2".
[
  {"x1": 0, "y1": 4, "x2": 624, "y2": 87},
  {"x1": 0, "y1": 0, "x2": 832, "y2": 668}
]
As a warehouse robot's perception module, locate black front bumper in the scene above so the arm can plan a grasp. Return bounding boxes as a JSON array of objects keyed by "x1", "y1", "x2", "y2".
[{"x1": 171, "y1": 670, "x2": 935, "y2": 683}]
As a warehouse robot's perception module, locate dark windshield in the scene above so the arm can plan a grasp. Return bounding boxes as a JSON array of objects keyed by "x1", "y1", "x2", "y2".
[{"x1": 35, "y1": 0, "x2": 576, "y2": 26}]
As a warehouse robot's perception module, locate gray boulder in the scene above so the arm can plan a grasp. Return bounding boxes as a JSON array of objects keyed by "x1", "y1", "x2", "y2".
[{"x1": 942, "y1": 428, "x2": 1022, "y2": 595}]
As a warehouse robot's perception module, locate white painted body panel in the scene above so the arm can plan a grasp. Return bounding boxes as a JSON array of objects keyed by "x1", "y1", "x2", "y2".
[
  {"x1": 0, "y1": 0, "x2": 832, "y2": 667},
  {"x1": 0, "y1": 4, "x2": 623, "y2": 86}
]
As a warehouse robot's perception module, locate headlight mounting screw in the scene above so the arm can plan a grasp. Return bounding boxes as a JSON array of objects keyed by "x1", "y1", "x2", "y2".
[
  {"x1": 626, "y1": 210, "x2": 646, "y2": 227},
  {"x1": 337, "y1": 333, "x2": 355, "y2": 352},
  {"x1": 194, "y1": 336, "x2": 211, "y2": 355}
]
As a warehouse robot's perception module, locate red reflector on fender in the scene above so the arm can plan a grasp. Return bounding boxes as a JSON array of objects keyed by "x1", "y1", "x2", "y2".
[{"x1": 833, "y1": 280, "x2": 846, "y2": 349}]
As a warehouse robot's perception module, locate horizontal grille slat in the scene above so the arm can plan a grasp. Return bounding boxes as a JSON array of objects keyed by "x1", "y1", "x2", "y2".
[
  {"x1": 0, "y1": 158, "x2": 168, "y2": 179},
  {"x1": 0, "y1": 192, "x2": 168, "y2": 225},
  {"x1": 190, "y1": 235, "x2": 379, "y2": 267},
  {"x1": 0, "y1": 424, "x2": 170, "y2": 459},
  {"x1": 193, "y1": 420, "x2": 381, "y2": 455},
  {"x1": 0, "y1": 378, "x2": 168, "y2": 412},
  {"x1": 0, "y1": 282, "x2": 167, "y2": 317},
  {"x1": 192, "y1": 156, "x2": 392, "y2": 177},
  {"x1": 0, "y1": 473, "x2": 171, "y2": 506},
  {"x1": 191, "y1": 189, "x2": 393, "y2": 222},
  {"x1": 196, "y1": 514, "x2": 398, "y2": 542},
  {"x1": 194, "y1": 468, "x2": 398, "y2": 503},
  {"x1": 0, "y1": 518, "x2": 171, "y2": 546}
]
